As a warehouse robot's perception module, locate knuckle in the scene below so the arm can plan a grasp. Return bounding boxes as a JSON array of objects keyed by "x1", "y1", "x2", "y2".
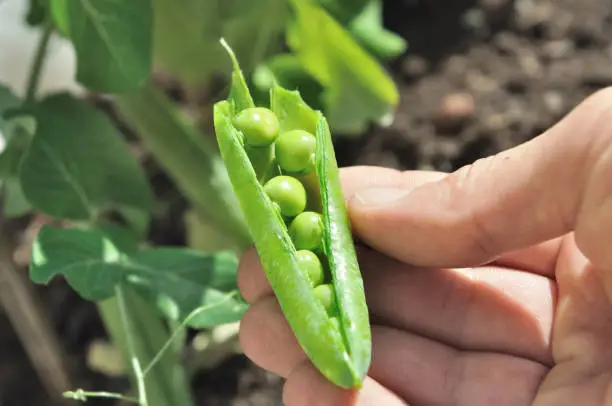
[
  {"x1": 442, "y1": 155, "x2": 505, "y2": 260},
  {"x1": 577, "y1": 87, "x2": 612, "y2": 149},
  {"x1": 584, "y1": 86, "x2": 612, "y2": 112}
]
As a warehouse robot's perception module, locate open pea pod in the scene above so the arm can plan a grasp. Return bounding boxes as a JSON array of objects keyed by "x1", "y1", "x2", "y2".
[{"x1": 213, "y1": 40, "x2": 371, "y2": 388}]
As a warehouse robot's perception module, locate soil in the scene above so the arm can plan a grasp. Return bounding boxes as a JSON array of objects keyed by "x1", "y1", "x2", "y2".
[{"x1": 2, "y1": 0, "x2": 612, "y2": 405}]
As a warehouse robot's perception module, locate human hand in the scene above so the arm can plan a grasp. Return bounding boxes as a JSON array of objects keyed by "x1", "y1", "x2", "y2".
[{"x1": 237, "y1": 88, "x2": 612, "y2": 406}]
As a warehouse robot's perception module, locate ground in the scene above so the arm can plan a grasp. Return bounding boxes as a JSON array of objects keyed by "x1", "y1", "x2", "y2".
[{"x1": 2, "y1": 0, "x2": 611, "y2": 404}]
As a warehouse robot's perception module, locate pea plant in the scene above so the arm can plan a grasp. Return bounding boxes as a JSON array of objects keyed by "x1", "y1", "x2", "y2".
[{"x1": 0, "y1": 0, "x2": 401, "y2": 404}]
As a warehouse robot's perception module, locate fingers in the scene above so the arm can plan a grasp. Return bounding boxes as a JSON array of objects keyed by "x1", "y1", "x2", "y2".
[
  {"x1": 348, "y1": 87, "x2": 612, "y2": 270},
  {"x1": 335, "y1": 165, "x2": 446, "y2": 201},
  {"x1": 283, "y1": 363, "x2": 409, "y2": 406},
  {"x1": 357, "y1": 249, "x2": 556, "y2": 365},
  {"x1": 237, "y1": 167, "x2": 449, "y2": 304},
  {"x1": 236, "y1": 166, "x2": 420, "y2": 304},
  {"x1": 239, "y1": 249, "x2": 555, "y2": 371},
  {"x1": 368, "y1": 327, "x2": 547, "y2": 406},
  {"x1": 238, "y1": 296, "x2": 305, "y2": 377},
  {"x1": 242, "y1": 317, "x2": 547, "y2": 406},
  {"x1": 237, "y1": 248, "x2": 271, "y2": 303},
  {"x1": 549, "y1": 234, "x2": 612, "y2": 365},
  {"x1": 492, "y1": 237, "x2": 563, "y2": 277}
]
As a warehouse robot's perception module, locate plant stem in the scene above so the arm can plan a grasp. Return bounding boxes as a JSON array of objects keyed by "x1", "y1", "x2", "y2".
[
  {"x1": 98, "y1": 289, "x2": 194, "y2": 406},
  {"x1": 0, "y1": 219, "x2": 72, "y2": 405},
  {"x1": 115, "y1": 285, "x2": 148, "y2": 406},
  {"x1": 64, "y1": 389, "x2": 140, "y2": 403},
  {"x1": 115, "y1": 84, "x2": 251, "y2": 252},
  {"x1": 25, "y1": 21, "x2": 53, "y2": 104}
]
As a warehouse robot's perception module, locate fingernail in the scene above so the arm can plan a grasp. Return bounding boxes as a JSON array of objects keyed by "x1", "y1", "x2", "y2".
[{"x1": 354, "y1": 187, "x2": 412, "y2": 206}]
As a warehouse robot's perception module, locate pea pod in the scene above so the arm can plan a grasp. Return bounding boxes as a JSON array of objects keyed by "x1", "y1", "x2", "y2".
[{"x1": 213, "y1": 40, "x2": 371, "y2": 388}]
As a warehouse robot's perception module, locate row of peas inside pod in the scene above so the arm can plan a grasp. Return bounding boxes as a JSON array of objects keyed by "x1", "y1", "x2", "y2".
[{"x1": 233, "y1": 106, "x2": 337, "y2": 317}]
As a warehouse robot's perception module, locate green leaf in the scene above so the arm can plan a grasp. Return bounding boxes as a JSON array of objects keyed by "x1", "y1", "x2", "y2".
[
  {"x1": 4, "y1": 177, "x2": 32, "y2": 217},
  {"x1": 49, "y1": 0, "x2": 69, "y2": 36},
  {"x1": 19, "y1": 93, "x2": 153, "y2": 233},
  {"x1": 114, "y1": 84, "x2": 251, "y2": 251},
  {"x1": 25, "y1": 0, "x2": 48, "y2": 26},
  {"x1": 30, "y1": 226, "x2": 247, "y2": 327},
  {"x1": 55, "y1": 0, "x2": 153, "y2": 92},
  {"x1": 252, "y1": 54, "x2": 324, "y2": 110},
  {"x1": 316, "y1": 0, "x2": 369, "y2": 23},
  {"x1": 126, "y1": 248, "x2": 246, "y2": 327},
  {"x1": 152, "y1": 0, "x2": 287, "y2": 87},
  {"x1": 287, "y1": 0, "x2": 399, "y2": 134},
  {"x1": 152, "y1": 0, "x2": 223, "y2": 86},
  {"x1": 98, "y1": 288, "x2": 194, "y2": 406},
  {"x1": 31, "y1": 226, "x2": 124, "y2": 300},
  {"x1": 0, "y1": 85, "x2": 21, "y2": 138},
  {"x1": 0, "y1": 134, "x2": 33, "y2": 218},
  {"x1": 0, "y1": 87, "x2": 33, "y2": 217},
  {"x1": 220, "y1": 0, "x2": 289, "y2": 73},
  {"x1": 347, "y1": 1, "x2": 407, "y2": 60}
]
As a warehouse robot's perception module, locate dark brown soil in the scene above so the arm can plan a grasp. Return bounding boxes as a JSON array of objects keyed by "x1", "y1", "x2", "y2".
[{"x1": 2, "y1": 0, "x2": 612, "y2": 405}]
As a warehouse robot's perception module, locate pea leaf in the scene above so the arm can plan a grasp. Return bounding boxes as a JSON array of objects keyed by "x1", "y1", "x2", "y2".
[
  {"x1": 287, "y1": 0, "x2": 399, "y2": 134},
  {"x1": 252, "y1": 53, "x2": 324, "y2": 110},
  {"x1": 153, "y1": 0, "x2": 287, "y2": 87},
  {"x1": 0, "y1": 85, "x2": 21, "y2": 138},
  {"x1": 19, "y1": 93, "x2": 153, "y2": 233},
  {"x1": 316, "y1": 0, "x2": 369, "y2": 23},
  {"x1": 220, "y1": 0, "x2": 289, "y2": 73},
  {"x1": 114, "y1": 84, "x2": 251, "y2": 251},
  {"x1": 346, "y1": 1, "x2": 407, "y2": 60},
  {"x1": 25, "y1": 0, "x2": 48, "y2": 26},
  {"x1": 0, "y1": 86, "x2": 32, "y2": 217},
  {"x1": 49, "y1": 0, "x2": 69, "y2": 36},
  {"x1": 53, "y1": 0, "x2": 153, "y2": 92},
  {"x1": 152, "y1": 0, "x2": 223, "y2": 86},
  {"x1": 30, "y1": 225, "x2": 247, "y2": 327}
]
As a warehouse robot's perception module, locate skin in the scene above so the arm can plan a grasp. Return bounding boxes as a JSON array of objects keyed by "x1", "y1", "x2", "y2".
[{"x1": 237, "y1": 87, "x2": 612, "y2": 405}]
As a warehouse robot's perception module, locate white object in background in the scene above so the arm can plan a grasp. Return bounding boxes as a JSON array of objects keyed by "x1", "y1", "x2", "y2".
[{"x1": 0, "y1": 0, "x2": 83, "y2": 99}]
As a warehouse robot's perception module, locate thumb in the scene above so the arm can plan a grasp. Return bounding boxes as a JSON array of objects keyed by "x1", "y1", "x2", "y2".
[{"x1": 348, "y1": 87, "x2": 612, "y2": 269}]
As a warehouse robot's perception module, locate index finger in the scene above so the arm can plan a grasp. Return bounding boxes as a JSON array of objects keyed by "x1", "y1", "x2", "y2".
[{"x1": 348, "y1": 87, "x2": 612, "y2": 270}]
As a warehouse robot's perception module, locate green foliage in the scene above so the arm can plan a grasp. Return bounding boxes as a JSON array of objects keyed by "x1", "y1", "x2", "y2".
[
  {"x1": 316, "y1": 0, "x2": 370, "y2": 21},
  {"x1": 2, "y1": 0, "x2": 407, "y2": 401},
  {"x1": 114, "y1": 84, "x2": 251, "y2": 251},
  {"x1": 347, "y1": 1, "x2": 407, "y2": 60},
  {"x1": 19, "y1": 94, "x2": 153, "y2": 232},
  {"x1": 286, "y1": 0, "x2": 399, "y2": 134},
  {"x1": 0, "y1": 86, "x2": 33, "y2": 217},
  {"x1": 25, "y1": 0, "x2": 49, "y2": 26},
  {"x1": 50, "y1": 0, "x2": 153, "y2": 92},
  {"x1": 153, "y1": 0, "x2": 288, "y2": 86},
  {"x1": 0, "y1": 85, "x2": 21, "y2": 136},
  {"x1": 30, "y1": 225, "x2": 247, "y2": 327}
]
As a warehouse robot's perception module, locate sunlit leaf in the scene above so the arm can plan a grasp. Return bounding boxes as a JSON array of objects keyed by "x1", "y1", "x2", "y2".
[
  {"x1": 30, "y1": 226, "x2": 247, "y2": 327},
  {"x1": 287, "y1": 0, "x2": 399, "y2": 134},
  {"x1": 20, "y1": 93, "x2": 153, "y2": 233},
  {"x1": 53, "y1": 0, "x2": 153, "y2": 92}
]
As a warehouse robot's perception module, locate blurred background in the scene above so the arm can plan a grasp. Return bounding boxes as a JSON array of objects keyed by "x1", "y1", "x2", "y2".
[{"x1": 1, "y1": 0, "x2": 611, "y2": 405}]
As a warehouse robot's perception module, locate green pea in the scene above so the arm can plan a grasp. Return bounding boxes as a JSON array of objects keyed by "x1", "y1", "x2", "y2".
[
  {"x1": 296, "y1": 250, "x2": 324, "y2": 286},
  {"x1": 233, "y1": 107, "x2": 280, "y2": 147},
  {"x1": 314, "y1": 284, "x2": 337, "y2": 315},
  {"x1": 275, "y1": 129, "x2": 316, "y2": 173},
  {"x1": 289, "y1": 211, "x2": 324, "y2": 251},
  {"x1": 263, "y1": 175, "x2": 307, "y2": 217}
]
